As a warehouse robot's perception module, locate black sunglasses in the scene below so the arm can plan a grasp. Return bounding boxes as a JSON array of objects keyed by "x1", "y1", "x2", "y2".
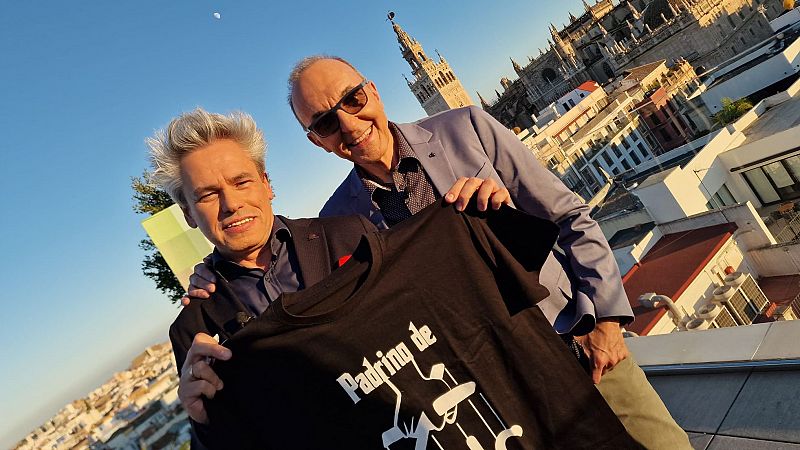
[{"x1": 306, "y1": 79, "x2": 370, "y2": 137}]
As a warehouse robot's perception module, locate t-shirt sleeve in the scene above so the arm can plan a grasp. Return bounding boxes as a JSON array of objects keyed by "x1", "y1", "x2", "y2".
[
  {"x1": 462, "y1": 200, "x2": 558, "y2": 271},
  {"x1": 461, "y1": 200, "x2": 559, "y2": 314}
]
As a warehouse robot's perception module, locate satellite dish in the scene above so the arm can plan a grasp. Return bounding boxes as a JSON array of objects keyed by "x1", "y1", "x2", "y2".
[{"x1": 213, "y1": 12, "x2": 221, "y2": 19}]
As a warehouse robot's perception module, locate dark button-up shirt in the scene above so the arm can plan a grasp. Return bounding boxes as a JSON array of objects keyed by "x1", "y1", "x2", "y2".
[
  {"x1": 358, "y1": 122, "x2": 438, "y2": 227},
  {"x1": 211, "y1": 216, "x2": 303, "y2": 316}
]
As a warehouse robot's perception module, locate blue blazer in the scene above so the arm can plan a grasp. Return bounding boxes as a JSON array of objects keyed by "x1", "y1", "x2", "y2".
[{"x1": 320, "y1": 106, "x2": 633, "y2": 335}]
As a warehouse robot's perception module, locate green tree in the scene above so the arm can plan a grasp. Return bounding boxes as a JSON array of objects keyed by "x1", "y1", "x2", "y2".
[
  {"x1": 713, "y1": 97, "x2": 753, "y2": 127},
  {"x1": 131, "y1": 171, "x2": 185, "y2": 303}
]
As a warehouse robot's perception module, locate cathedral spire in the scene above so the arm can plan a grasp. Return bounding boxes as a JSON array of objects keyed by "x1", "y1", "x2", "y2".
[
  {"x1": 387, "y1": 12, "x2": 473, "y2": 116},
  {"x1": 511, "y1": 57, "x2": 523, "y2": 74},
  {"x1": 389, "y1": 11, "x2": 416, "y2": 53},
  {"x1": 583, "y1": 0, "x2": 592, "y2": 12},
  {"x1": 626, "y1": 0, "x2": 641, "y2": 19},
  {"x1": 477, "y1": 91, "x2": 490, "y2": 109}
]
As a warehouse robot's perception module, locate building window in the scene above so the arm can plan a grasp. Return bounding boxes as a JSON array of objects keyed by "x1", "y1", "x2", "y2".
[
  {"x1": 611, "y1": 144, "x2": 622, "y2": 158},
  {"x1": 717, "y1": 183, "x2": 737, "y2": 205},
  {"x1": 621, "y1": 137, "x2": 631, "y2": 150},
  {"x1": 630, "y1": 151, "x2": 641, "y2": 165},
  {"x1": 601, "y1": 151, "x2": 613, "y2": 166},
  {"x1": 764, "y1": 161, "x2": 800, "y2": 197},
  {"x1": 782, "y1": 155, "x2": 800, "y2": 181},
  {"x1": 592, "y1": 161, "x2": 605, "y2": 179},
  {"x1": 743, "y1": 167, "x2": 781, "y2": 204},
  {"x1": 581, "y1": 166, "x2": 601, "y2": 187},
  {"x1": 621, "y1": 159, "x2": 631, "y2": 171},
  {"x1": 708, "y1": 183, "x2": 737, "y2": 209},
  {"x1": 659, "y1": 128, "x2": 673, "y2": 141},
  {"x1": 650, "y1": 113, "x2": 662, "y2": 125},
  {"x1": 637, "y1": 142, "x2": 648, "y2": 159}
]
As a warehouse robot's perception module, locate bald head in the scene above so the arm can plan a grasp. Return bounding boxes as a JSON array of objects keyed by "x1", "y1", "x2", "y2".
[
  {"x1": 287, "y1": 56, "x2": 362, "y2": 128},
  {"x1": 286, "y1": 55, "x2": 395, "y2": 177}
]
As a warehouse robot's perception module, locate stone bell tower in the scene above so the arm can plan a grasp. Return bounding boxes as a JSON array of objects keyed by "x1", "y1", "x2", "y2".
[{"x1": 389, "y1": 12, "x2": 473, "y2": 116}]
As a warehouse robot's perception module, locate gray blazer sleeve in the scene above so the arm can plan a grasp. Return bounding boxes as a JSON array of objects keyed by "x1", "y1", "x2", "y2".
[{"x1": 465, "y1": 106, "x2": 633, "y2": 323}]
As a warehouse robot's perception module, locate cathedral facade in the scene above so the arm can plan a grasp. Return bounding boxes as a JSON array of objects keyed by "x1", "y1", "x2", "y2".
[
  {"x1": 389, "y1": 15, "x2": 473, "y2": 116},
  {"x1": 484, "y1": 0, "x2": 787, "y2": 130}
]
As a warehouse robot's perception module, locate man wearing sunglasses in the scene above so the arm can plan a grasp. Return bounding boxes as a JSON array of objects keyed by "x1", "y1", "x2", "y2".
[
  {"x1": 286, "y1": 56, "x2": 689, "y2": 449},
  {"x1": 183, "y1": 56, "x2": 690, "y2": 449}
]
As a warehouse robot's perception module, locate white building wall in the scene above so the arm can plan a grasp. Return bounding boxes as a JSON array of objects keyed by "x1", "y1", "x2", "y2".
[
  {"x1": 657, "y1": 203, "x2": 777, "y2": 249},
  {"x1": 719, "y1": 125, "x2": 800, "y2": 207},
  {"x1": 771, "y1": 7, "x2": 800, "y2": 31},
  {"x1": 698, "y1": 29, "x2": 800, "y2": 112},
  {"x1": 557, "y1": 85, "x2": 597, "y2": 113},
  {"x1": 749, "y1": 241, "x2": 800, "y2": 276},
  {"x1": 635, "y1": 168, "x2": 710, "y2": 223},
  {"x1": 647, "y1": 238, "x2": 750, "y2": 335}
]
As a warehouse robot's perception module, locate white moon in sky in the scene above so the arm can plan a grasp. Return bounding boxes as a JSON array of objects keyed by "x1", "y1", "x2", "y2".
[{"x1": 213, "y1": 12, "x2": 221, "y2": 19}]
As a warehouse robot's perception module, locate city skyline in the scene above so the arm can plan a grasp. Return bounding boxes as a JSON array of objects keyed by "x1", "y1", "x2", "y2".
[{"x1": 0, "y1": 1, "x2": 592, "y2": 447}]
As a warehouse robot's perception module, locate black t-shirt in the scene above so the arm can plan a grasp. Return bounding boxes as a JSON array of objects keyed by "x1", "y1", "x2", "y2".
[{"x1": 205, "y1": 201, "x2": 641, "y2": 450}]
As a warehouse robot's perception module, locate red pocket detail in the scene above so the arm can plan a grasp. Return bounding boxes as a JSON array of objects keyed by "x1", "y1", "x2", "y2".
[{"x1": 338, "y1": 254, "x2": 352, "y2": 267}]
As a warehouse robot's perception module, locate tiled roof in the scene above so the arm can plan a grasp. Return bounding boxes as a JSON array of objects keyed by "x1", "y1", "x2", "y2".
[
  {"x1": 623, "y1": 59, "x2": 665, "y2": 82},
  {"x1": 576, "y1": 81, "x2": 599, "y2": 92},
  {"x1": 757, "y1": 274, "x2": 800, "y2": 307},
  {"x1": 622, "y1": 223, "x2": 738, "y2": 335}
]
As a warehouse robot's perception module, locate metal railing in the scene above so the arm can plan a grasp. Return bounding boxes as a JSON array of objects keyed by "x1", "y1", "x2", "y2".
[{"x1": 774, "y1": 210, "x2": 800, "y2": 243}]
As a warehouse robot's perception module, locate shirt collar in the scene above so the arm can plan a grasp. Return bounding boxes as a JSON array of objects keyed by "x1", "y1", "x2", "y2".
[
  {"x1": 356, "y1": 122, "x2": 420, "y2": 195},
  {"x1": 211, "y1": 216, "x2": 292, "y2": 277}
]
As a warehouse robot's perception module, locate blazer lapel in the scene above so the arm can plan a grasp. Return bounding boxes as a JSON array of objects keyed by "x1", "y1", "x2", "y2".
[
  {"x1": 345, "y1": 168, "x2": 388, "y2": 228},
  {"x1": 201, "y1": 273, "x2": 252, "y2": 340},
  {"x1": 283, "y1": 217, "x2": 332, "y2": 288},
  {"x1": 395, "y1": 122, "x2": 457, "y2": 196}
]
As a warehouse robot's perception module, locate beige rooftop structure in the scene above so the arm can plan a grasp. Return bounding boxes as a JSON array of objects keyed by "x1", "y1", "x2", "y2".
[{"x1": 140, "y1": 204, "x2": 213, "y2": 291}]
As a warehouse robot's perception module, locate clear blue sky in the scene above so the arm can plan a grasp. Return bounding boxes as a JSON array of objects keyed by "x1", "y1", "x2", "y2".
[{"x1": 0, "y1": 1, "x2": 588, "y2": 446}]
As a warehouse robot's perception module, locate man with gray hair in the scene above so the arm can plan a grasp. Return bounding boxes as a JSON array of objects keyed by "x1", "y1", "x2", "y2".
[
  {"x1": 148, "y1": 107, "x2": 375, "y2": 446},
  {"x1": 184, "y1": 55, "x2": 689, "y2": 448}
]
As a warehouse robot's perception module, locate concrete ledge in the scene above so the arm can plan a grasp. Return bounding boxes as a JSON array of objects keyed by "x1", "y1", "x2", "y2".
[{"x1": 625, "y1": 321, "x2": 800, "y2": 367}]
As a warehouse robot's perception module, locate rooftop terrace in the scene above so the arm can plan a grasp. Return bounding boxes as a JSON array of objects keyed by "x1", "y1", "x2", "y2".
[
  {"x1": 741, "y1": 90, "x2": 800, "y2": 143},
  {"x1": 627, "y1": 320, "x2": 800, "y2": 448}
]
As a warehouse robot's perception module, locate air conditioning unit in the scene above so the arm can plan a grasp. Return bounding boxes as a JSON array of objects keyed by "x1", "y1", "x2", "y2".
[
  {"x1": 697, "y1": 303, "x2": 722, "y2": 320},
  {"x1": 711, "y1": 285, "x2": 735, "y2": 303},
  {"x1": 726, "y1": 272, "x2": 770, "y2": 313},
  {"x1": 685, "y1": 317, "x2": 711, "y2": 331},
  {"x1": 711, "y1": 285, "x2": 750, "y2": 325}
]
